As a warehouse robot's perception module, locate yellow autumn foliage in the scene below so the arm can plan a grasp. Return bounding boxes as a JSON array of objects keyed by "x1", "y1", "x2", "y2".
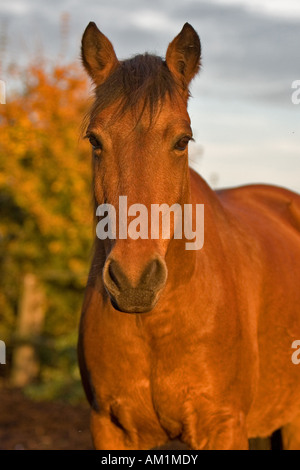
[{"x1": 0, "y1": 60, "x2": 94, "y2": 350}]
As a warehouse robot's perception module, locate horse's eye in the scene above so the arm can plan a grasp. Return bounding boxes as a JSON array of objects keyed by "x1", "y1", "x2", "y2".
[
  {"x1": 174, "y1": 136, "x2": 191, "y2": 151},
  {"x1": 88, "y1": 135, "x2": 102, "y2": 150}
]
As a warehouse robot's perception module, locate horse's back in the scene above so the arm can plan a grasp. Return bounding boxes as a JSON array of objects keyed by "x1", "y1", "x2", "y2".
[{"x1": 217, "y1": 183, "x2": 300, "y2": 234}]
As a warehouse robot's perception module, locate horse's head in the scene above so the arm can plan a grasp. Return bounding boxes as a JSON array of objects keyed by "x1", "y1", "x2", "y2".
[{"x1": 82, "y1": 22, "x2": 201, "y2": 313}]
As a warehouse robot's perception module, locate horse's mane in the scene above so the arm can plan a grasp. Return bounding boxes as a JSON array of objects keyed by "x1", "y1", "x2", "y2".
[{"x1": 85, "y1": 54, "x2": 180, "y2": 129}]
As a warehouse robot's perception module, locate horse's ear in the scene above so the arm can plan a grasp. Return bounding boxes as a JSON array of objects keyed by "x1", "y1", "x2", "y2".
[
  {"x1": 81, "y1": 22, "x2": 119, "y2": 85},
  {"x1": 166, "y1": 23, "x2": 201, "y2": 88}
]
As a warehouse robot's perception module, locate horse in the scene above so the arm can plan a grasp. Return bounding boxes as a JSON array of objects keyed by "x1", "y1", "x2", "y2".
[{"x1": 78, "y1": 22, "x2": 300, "y2": 450}]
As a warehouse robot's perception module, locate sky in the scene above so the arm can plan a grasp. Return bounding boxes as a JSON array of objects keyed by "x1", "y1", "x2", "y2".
[{"x1": 0, "y1": 0, "x2": 299, "y2": 192}]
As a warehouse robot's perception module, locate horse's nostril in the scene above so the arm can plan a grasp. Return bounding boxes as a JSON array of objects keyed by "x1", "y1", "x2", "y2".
[
  {"x1": 140, "y1": 258, "x2": 167, "y2": 290},
  {"x1": 103, "y1": 256, "x2": 167, "y2": 307},
  {"x1": 102, "y1": 259, "x2": 123, "y2": 297},
  {"x1": 104, "y1": 259, "x2": 129, "y2": 294},
  {"x1": 108, "y1": 261, "x2": 121, "y2": 289},
  {"x1": 142, "y1": 260, "x2": 157, "y2": 283}
]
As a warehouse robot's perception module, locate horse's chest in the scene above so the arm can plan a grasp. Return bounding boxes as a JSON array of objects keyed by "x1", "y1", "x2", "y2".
[
  {"x1": 148, "y1": 363, "x2": 195, "y2": 438},
  {"x1": 107, "y1": 373, "x2": 186, "y2": 440}
]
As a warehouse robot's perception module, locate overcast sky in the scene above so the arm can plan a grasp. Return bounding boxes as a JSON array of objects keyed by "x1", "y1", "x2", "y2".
[{"x1": 1, "y1": 0, "x2": 300, "y2": 192}]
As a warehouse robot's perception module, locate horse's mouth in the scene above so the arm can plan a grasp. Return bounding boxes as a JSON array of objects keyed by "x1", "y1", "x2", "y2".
[{"x1": 109, "y1": 288, "x2": 160, "y2": 314}]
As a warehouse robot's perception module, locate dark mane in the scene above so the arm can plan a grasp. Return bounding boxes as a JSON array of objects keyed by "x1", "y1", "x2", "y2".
[{"x1": 86, "y1": 54, "x2": 180, "y2": 127}]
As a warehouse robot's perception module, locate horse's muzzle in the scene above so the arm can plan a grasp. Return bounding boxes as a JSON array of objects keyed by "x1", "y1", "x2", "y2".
[{"x1": 103, "y1": 256, "x2": 167, "y2": 313}]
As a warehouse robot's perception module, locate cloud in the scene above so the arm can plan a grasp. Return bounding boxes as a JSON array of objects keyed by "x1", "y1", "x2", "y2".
[{"x1": 211, "y1": 0, "x2": 300, "y2": 20}]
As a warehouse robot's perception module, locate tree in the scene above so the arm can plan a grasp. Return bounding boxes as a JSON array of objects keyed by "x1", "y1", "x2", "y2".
[{"x1": 0, "y1": 60, "x2": 93, "y2": 400}]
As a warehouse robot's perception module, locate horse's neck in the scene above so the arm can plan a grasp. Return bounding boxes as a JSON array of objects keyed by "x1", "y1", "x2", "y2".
[{"x1": 165, "y1": 168, "x2": 227, "y2": 286}]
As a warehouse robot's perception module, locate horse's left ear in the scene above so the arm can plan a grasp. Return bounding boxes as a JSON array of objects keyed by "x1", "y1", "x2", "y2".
[
  {"x1": 166, "y1": 23, "x2": 201, "y2": 88},
  {"x1": 81, "y1": 22, "x2": 119, "y2": 85}
]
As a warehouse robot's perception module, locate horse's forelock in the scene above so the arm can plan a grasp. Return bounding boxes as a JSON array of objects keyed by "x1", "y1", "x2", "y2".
[{"x1": 84, "y1": 53, "x2": 182, "y2": 129}]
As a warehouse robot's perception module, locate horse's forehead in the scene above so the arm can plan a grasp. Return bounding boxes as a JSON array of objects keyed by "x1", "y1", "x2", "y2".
[{"x1": 89, "y1": 97, "x2": 190, "y2": 137}]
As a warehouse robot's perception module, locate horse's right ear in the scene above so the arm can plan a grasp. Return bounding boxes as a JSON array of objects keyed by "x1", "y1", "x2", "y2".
[{"x1": 81, "y1": 22, "x2": 119, "y2": 85}]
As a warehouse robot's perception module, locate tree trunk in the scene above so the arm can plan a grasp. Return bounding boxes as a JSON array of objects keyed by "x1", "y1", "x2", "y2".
[{"x1": 10, "y1": 273, "x2": 45, "y2": 387}]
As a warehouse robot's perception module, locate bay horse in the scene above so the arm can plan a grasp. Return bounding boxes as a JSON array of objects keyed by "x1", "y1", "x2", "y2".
[{"x1": 78, "y1": 22, "x2": 300, "y2": 449}]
